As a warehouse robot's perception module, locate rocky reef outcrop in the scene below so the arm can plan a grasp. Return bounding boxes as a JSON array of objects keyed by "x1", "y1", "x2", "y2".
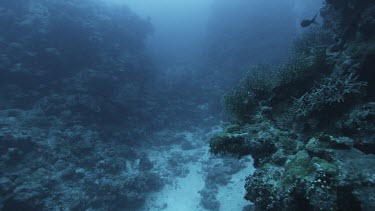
[
  {"x1": 210, "y1": 0, "x2": 375, "y2": 210},
  {"x1": 0, "y1": 1, "x2": 165, "y2": 210}
]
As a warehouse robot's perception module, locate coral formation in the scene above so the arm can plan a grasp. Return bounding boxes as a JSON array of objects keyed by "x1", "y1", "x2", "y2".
[
  {"x1": 210, "y1": 0, "x2": 375, "y2": 210},
  {"x1": 1, "y1": 0, "x2": 374, "y2": 210},
  {"x1": 0, "y1": 1, "x2": 164, "y2": 210}
]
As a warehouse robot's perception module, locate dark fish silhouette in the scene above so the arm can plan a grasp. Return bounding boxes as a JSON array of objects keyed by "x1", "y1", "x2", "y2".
[{"x1": 300, "y1": 13, "x2": 318, "y2": 27}]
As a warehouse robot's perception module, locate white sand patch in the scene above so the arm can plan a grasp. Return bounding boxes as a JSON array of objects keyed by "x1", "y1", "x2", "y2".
[
  {"x1": 143, "y1": 127, "x2": 254, "y2": 211},
  {"x1": 144, "y1": 163, "x2": 205, "y2": 211},
  {"x1": 217, "y1": 159, "x2": 254, "y2": 211}
]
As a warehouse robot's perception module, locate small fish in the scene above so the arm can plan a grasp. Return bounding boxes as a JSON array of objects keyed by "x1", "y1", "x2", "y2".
[{"x1": 300, "y1": 13, "x2": 318, "y2": 28}]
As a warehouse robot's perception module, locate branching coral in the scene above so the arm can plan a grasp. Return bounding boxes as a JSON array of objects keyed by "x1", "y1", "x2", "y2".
[
  {"x1": 292, "y1": 70, "x2": 367, "y2": 118},
  {"x1": 276, "y1": 28, "x2": 334, "y2": 86},
  {"x1": 223, "y1": 65, "x2": 276, "y2": 122}
]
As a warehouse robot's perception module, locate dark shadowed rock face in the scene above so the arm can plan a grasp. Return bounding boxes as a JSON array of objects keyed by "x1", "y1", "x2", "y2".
[{"x1": 210, "y1": 0, "x2": 375, "y2": 210}]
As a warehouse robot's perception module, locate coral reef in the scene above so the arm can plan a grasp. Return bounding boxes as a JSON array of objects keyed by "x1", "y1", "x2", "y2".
[
  {"x1": 1, "y1": 0, "x2": 374, "y2": 210},
  {"x1": 0, "y1": 1, "x2": 166, "y2": 210},
  {"x1": 0, "y1": 109, "x2": 163, "y2": 210},
  {"x1": 210, "y1": 0, "x2": 375, "y2": 210}
]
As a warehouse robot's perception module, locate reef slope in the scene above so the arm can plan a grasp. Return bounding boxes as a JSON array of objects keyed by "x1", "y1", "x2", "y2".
[{"x1": 210, "y1": 0, "x2": 375, "y2": 210}]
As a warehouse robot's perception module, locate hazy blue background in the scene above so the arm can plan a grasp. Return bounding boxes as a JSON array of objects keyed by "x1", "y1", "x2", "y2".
[
  {"x1": 107, "y1": 0, "x2": 212, "y2": 67},
  {"x1": 106, "y1": 0, "x2": 323, "y2": 68}
]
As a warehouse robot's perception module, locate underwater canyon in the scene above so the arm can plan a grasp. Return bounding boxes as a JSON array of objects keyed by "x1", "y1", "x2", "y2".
[{"x1": 0, "y1": 0, "x2": 374, "y2": 210}]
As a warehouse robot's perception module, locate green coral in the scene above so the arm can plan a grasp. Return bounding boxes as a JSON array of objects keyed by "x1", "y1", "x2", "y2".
[
  {"x1": 282, "y1": 150, "x2": 314, "y2": 185},
  {"x1": 209, "y1": 127, "x2": 249, "y2": 157}
]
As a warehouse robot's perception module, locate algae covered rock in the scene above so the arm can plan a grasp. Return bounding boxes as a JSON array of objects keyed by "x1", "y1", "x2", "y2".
[
  {"x1": 209, "y1": 122, "x2": 296, "y2": 166},
  {"x1": 282, "y1": 150, "x2": 314, "y2": 185},
  {"x1": 209, "y1": 127, "x2": 250, "y2": 157}
]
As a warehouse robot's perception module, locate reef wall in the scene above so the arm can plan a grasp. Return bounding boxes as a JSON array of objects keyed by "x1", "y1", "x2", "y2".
[
  {"x1": 210, "y1": 0, "x2": 375, "y2": 210},
  {"x1": 0, "y1": 1, "x2": 164, "y2": 210}
]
